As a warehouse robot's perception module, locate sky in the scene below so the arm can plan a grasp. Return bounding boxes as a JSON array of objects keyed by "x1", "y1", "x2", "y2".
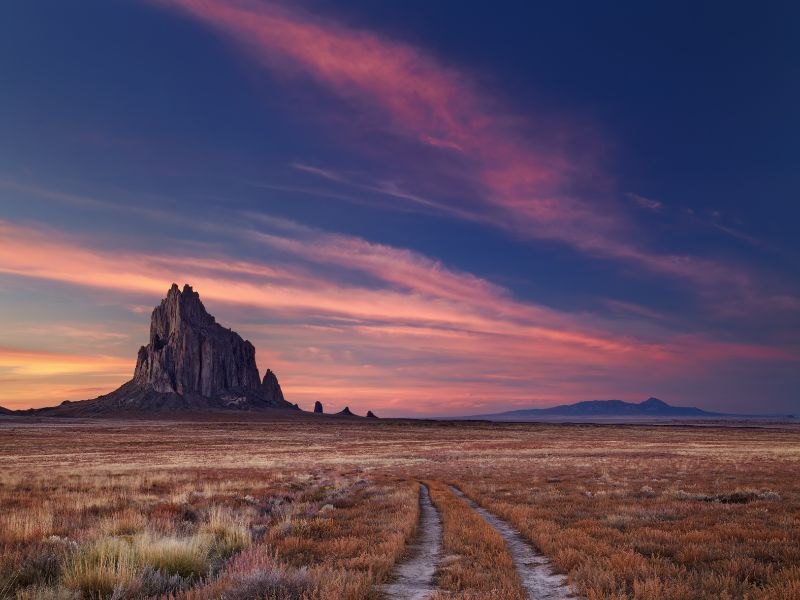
[{"x1": 1, "y1": 1, "x2": 799, "y2": 416}]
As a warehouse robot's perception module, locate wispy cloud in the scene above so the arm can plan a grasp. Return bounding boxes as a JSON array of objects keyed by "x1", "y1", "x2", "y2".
[
  {"x1": 285, "y1": 163, "x2": 487, "y2": 221},
  {"x1": 626, "y1": 192, "x2": 663, "y2": 211},
  {"x1": 290, "y1": 162, "x2": 347, "y2": 183},
  {"x1": 146, "y1": 0, "x2": 799, "y2": 310}
]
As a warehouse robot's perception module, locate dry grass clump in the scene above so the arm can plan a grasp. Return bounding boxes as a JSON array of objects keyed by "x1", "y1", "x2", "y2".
[
  {"x1": 427, "y1": 481, "x2": 526, "y2": 600},
  {"x1": 199, "y1": 507, "x2": 251, "y2": 559},
  {"x1": 133, "y1": 533, "x2": 213, "y2": 577},
  {"x1": 61, "y1": 537, "x2": 137, "y2": 597},
  {"x1": 59, "y1": 531, "x2": 220, "y2": 596},
  {"x1": 99, "y1": 511, "x2": 146, "y2": 537},
  {"x1": 0, "y1": 510, "x2": 54, "y2": 545}
]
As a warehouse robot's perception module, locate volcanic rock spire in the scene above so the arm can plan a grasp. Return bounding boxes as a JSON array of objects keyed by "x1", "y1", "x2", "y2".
[
  {"x1": 133, "y1": 284, "x2": 263, "y2": 397},
  {"x1": 55, "y1": 284, "x2": 296, "y2": 414}
]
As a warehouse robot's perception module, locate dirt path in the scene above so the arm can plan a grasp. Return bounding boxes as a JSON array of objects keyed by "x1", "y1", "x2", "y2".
[
  {"x1": 380, "y1": 483, "x2": 443, "y2": 600},
  {"x1": 449, "y1": 486, "x2": 576, "y2": 600}
]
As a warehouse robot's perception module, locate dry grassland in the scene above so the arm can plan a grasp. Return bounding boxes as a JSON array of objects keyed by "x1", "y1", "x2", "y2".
[{"x1": 0, "y1": 418, "x2": 798, "y2": 599}]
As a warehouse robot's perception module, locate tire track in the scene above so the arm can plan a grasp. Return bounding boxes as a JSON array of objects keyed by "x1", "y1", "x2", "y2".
[
  {"x1": 380, "y1": 483, "x2": 443, "y2": 600},
  {"x1": 449, "y1": 485, "x2": 577, "y2": 600}
]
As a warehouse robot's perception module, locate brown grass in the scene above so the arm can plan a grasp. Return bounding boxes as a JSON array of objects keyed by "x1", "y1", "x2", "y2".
[{"x1": 1, "y1": 418, "x2": 798, "y2": 599}]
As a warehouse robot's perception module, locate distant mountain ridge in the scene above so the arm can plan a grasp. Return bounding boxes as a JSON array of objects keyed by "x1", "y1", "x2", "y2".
[{"x1": 465, "y1": 397, "x2": 726, "y2": 420}]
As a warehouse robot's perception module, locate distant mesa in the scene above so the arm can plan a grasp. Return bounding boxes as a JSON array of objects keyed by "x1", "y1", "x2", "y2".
[
  {"x1": 34, "y1": 284, "x2": 298, "y2": 416},
  {"x1": 464, "y1": 397, "x2": 729, "y2": 421},
  {"x1": 0, "y1": 405, "x2": 13, "y2": 416},
  {"x1": 366, "y1": 410, "x2": 378, "y2": 419},
  {"x1": 336, "y1": 406, "x2": 355, "y2": 417},
  {"x1": 314, "y1": 401, "x2": 324, "y2": 414}
]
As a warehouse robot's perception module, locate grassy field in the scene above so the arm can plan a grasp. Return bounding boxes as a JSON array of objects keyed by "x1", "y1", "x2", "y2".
[{"x1": 1, "y1": 417, "x2": 798, "y2": 599}]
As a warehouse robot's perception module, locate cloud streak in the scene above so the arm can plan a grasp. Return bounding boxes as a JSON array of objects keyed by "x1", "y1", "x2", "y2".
[{"x1": 147, "y1": 0, "x2": 797, "y2": 311}]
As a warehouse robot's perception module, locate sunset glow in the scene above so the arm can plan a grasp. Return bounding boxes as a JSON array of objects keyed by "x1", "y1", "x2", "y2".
[{"x1": 1, "y1": 1, "x2": 798, "y2": 415}]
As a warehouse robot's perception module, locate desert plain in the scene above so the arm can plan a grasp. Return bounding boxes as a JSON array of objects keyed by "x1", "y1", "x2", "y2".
[{"x1": 1, "y1": 416, "x2": 798, "y2": 600}]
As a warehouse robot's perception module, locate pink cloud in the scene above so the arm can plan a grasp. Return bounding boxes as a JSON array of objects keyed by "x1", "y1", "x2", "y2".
[
  {"x1": 148, "y1": 0, "x2": 792, "y2": 307},
  {"x1": 149, "y1": 3, "x2": 621, "y2": 250}
]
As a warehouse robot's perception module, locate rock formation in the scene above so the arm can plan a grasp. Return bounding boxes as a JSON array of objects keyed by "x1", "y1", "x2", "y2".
[
  {"x1": 366, "y1": 410, "x2": 378, "y2": 419},
  {"x1": 0, "y1": 405, "x2": 14, "y2": 415},
  {"x1": 314, "y1": 401, "x2": 324, "y2": 414},
  {"x1": 261, "y1": 369, "x2": 286, "y2": 404},
  {"x1": 42, "y1": 284, "x2": 296, "y2": 415},
  {"x1": 132, "y1": 284, "x2": 264, "y2": 397},
  {"x1": 336, "y1": 406, "x2": 355, "y2": 416}
]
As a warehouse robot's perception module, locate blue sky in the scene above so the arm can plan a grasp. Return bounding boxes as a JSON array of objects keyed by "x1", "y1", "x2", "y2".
[{"x1": 1, "y1": 0, "x2": 798, "y2": 415}]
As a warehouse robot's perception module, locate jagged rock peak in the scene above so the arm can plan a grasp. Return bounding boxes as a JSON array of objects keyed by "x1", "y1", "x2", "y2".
[
  {"x1": 314, "y1": 401, "x2": 323, "y2": 414},
  {"x1": 366, "y1": 410, "x2": 378, "y2": 419},
  {"x1": 133, "y1": 284, "x2": 260, "y2": 398},
  {"x1": 27, "y1": 284, "x2": 295, "y2": 415},
  {"x1": 337, "y1": 406, "x2": 354, "y2": 416},
  {"x1": 154, "y1": 283, "x2": 217, "y2": 334}
]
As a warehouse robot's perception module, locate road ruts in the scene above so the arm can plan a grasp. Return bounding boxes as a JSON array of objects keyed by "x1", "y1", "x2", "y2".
[
  {"x1": 379, "y1": 483, "x2": 443, "y2": 600},
  {"x1": 449, "y1": 485, "x2": 578, "y2": 600}
]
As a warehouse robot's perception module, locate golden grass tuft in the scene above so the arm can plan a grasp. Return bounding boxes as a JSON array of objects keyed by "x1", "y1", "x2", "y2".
[
  {"x1": 201, "y1": 507, "x2": 251, "y2": 559},
  {"x1": 133, "y1": 532, "x2": 212, "y2": 578},
  {"x1": 61, "y1": 537, "x2": 137, "y2": 598}
]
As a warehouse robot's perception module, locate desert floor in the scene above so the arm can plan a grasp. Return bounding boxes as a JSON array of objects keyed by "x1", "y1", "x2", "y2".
[{"x1": 1, "y1": 416, "x2": 798, "y2": 599}]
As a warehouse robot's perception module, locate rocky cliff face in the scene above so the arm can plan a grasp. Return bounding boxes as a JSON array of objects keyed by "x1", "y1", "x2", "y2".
[
  {"x1": 48, "y1": 284, "x2": 295, "y2": 414},
  {"x1": 133, "y1": 284, "x2": 263, "y2": 398}
]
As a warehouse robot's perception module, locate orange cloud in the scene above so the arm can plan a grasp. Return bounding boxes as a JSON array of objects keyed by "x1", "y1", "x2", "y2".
[
  {"x1": 0, "y1": 347, "x2": 131, "y2": 408},
  {"x1": 0, "y1": 347, "x2": 130, "y2": 377}
]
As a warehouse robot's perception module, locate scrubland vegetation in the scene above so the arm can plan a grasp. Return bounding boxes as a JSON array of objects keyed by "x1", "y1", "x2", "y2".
[{"x1": 1, "y1": 418, "x2": 798, "y2": 599}]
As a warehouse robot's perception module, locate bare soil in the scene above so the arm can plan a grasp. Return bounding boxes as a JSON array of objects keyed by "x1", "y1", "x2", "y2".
[{"x1": 379, "y1": 484, "x2": 443, "y2": 599}]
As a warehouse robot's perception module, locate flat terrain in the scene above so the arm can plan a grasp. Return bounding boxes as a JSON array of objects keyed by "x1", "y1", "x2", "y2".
[{"x1": 1, "y1": 417, "x2": 798, "y2": 599}]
